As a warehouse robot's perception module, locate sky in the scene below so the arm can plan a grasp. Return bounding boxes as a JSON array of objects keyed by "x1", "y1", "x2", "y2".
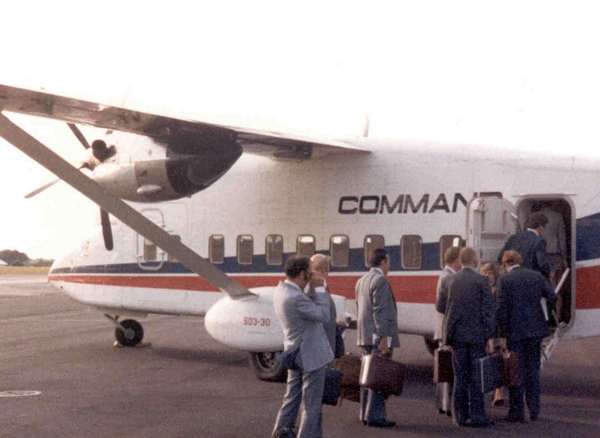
[{"x1": 2, "y1": 1, "x2": 600, "y2": 259}]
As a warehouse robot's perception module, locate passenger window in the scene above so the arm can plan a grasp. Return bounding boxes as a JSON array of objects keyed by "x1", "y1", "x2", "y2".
[
  {"x1": 209, "y1": 235, "x2": 225, "y2": 264},
  {"x1": 144, "y1": 238, "x2": 157, "y2": 262},
  {"x1": 266, "y1": 234, "x2": 284, "y2": 266},
  {"x1": 237, "y1": 235, "x2": 254, "y2": 265},
  {"x1": 168, "y1": 235, "x2": 181, "y2": 262},
  {"x1": 297, "y1": 235, "x2": 315, "y2": 258},
  {"x1": 401, "y1": 235, "x2": 422, "y2": 270},
  {"x1": 364, "y1": 235, "x2": 385, "y2": 267},
  {"x1": 439, "y1": 235, "x2": 462, "y2": 269},
  {"x1": 330, "y1": 235, "x2": 350, "y2": 267}
]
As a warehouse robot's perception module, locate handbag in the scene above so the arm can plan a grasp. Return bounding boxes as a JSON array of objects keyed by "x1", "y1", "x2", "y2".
[
  {"x1": 502, "y1": 351, "x2": 520, "y2": 387},
  {"x1": 359, "y1": 354, "x2": 406, "y2": 396},
  {"x1": 333, "y1": 353, "x2": 362, "y2": 403},
  {"x1": 322, "y1": 369, "x2": 343, "y2": 406},
  {"x1": 277, "y1": 344, "x2": 302, "y2": 370}
]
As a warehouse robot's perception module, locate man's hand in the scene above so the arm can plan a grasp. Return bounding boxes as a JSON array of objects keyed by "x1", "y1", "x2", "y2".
[
  {"x1": 486, "y1": 338, "x2": 496, "y2": 354},
  {"x1": 378, "y1": 336, "x2": 390, "y2": 355},
  {"x1": 309, "y1": 274, "x2": 324, "y2": 288}
]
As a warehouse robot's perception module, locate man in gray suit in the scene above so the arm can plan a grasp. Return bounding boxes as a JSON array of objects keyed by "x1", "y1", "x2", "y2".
[
  {"x1": 355, "y1": 248, "x2": 400, "y2": 428},
  {"x1": 272, "y1": 255, "x2": 333, "y2": 438},
  {"x1": 310, "y1": 254, "x2": 338, "y2": 359}
]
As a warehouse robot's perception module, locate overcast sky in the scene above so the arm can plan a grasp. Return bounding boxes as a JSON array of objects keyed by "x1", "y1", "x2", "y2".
[{"x1": 2, "y1": 1, "x2": 600, "y2": 259}]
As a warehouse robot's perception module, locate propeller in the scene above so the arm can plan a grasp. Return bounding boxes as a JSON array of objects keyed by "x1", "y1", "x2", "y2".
[{"x1": 26, "y1": 123, "x2": 115, "y2": 251}]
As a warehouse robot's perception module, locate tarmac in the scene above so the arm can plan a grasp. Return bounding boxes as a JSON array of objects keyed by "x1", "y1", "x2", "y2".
[{"x1": 1, "y1": 275, "x2": 599, "y2": 437}]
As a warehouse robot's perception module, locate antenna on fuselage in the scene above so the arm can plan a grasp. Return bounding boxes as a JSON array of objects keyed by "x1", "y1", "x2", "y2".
[{"x1": 363, "y1": 113, "x2": 371, "y2": 138}]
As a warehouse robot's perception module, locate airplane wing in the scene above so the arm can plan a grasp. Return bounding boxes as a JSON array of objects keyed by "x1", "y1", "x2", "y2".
[{"x1": 0, "y1": 84, "x2": 369, "y2": 159}]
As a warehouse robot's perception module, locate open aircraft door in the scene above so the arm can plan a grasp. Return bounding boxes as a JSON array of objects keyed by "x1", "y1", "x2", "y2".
[{"x1": 466, "y1": 195, "x2": 516, "y2": 265}]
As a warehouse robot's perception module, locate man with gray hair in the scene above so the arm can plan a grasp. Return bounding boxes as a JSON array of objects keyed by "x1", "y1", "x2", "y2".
[{"x1": 444, "y1": 247, "x2": 495, "y2": 427}]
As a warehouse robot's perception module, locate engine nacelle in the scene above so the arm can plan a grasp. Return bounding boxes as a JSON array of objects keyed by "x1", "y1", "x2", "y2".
[
  {"x1": 92, "y1": 152, "x2": 240, "y2": 203},
  {"x1": 204, "y1": 287, "x2": 284, "y2": 352}
]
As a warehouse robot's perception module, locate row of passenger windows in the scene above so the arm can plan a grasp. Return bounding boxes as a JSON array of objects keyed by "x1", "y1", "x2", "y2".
[{"x1": 142, "y1": 234, "x2": 462, "y2": 270}]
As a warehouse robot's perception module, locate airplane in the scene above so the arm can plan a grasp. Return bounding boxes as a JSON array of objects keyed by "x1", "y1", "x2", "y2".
[{"x1": 1, "y1": 83, "x2": 599, "y2": 382}]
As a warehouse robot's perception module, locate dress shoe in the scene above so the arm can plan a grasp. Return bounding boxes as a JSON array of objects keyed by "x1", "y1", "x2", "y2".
[
  {"x1": 504, "y1": 416, "x2": 525, "y2": 423},
  {"x1": 366, "y1": 420, "x2": 396, "y2": 428},
  {"x1": 530, "y1": 414, "x2": 539, "y2": 422},
  {"x1": 469, "y1": 420, "x2": 495, "y2": 428}
]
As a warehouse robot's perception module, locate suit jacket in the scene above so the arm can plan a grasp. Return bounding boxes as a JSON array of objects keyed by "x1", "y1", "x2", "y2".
[
  {"x1": 434, "y1": 266, "x2": 455, "y2": 341},
  {"x1": 355, "y1": 268, "x2": 400, "y2": 348},
  {"x1": 496, "y1": 266, "x2": 557, "y2": 341},
  {"x1": 307, "y1": 283, "x2": 338, "y2": 357},
  {"x1": 274, "y1": 281, "x2": 333, "y2": 372},
  {"x1": 498, "y1": 230, "x2": 551, "y2": 278},
  {"x1": 444, "y1": 267, "x2": 495, "y2": 346},
  {"x1": 540, "y1": 207, "x2": 567, "y2": 256}
]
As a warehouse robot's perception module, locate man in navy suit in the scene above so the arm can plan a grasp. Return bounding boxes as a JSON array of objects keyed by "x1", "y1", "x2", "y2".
[
  {"x1": 497, "y1": 211, "x2": 551, "y2": 280},
  {"x1": 497, "y1": 250, "x2": 557, "y2": 422},
  {"x1": 443, "y1": 247, "x2": 495, "y2": 427},
  {"x1": 272, "y1": 255, "x2": 333, "y2": 438}
]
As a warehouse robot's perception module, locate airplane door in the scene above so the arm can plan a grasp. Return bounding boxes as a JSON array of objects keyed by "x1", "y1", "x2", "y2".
[{"x1": 466, "y1": 196, "x2": 516, "y2": 265}]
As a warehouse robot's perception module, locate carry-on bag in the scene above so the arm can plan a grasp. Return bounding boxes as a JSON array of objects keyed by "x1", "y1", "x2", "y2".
[
  {"x1": 333, "y1": 353, "x2": 362, "y2": 402},
  {"x1": 474, "y1": 353, "x2": 503, "y2": 393},
  {"x1": 322, "y1": 369, "x2": 343, "y2": 406},
  {"x1": 433, "y1": 346, "x2": 454, "y2": 383},
  {"x1": 502, "y1": 351, "x2": 520, "y2": 387},
  {"x1": 359, "y1": 354, "x2": 406, "y2": 396}
]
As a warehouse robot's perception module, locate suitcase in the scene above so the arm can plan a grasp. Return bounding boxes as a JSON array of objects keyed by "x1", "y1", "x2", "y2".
[
  {"x1": 359, "y1": 354, "x2": 406, "y2": 396},
  {"x1": 434, "y1": 346, "x2": 454, "y2": 383},
  {"x1": 502, "y1": 351, "x2": 520, "y2": 387},
  {"x1": 333, "y1": 353, "x2": 362, "y2": 403},
  {"x1": 473, "y1": 353, "x2": 504, "y2": 393},
  {"x1": 322, "y1": 369, "x2": 343, "y2": 406}
]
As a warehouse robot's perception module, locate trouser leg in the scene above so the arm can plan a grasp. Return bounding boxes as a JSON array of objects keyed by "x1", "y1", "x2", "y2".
[
  {"x1": 272, "y1": 368, "x2": 303, "y2": 435},
  {"x1": 451, "y1": 344, "x2": 469, "y2": 423},
  {"x1": 297, "y1": 366, "x2": 326, "y2": 438},
  {"x1": 359, "y1": 346, "x2": 391, "y2": 423},
  {"x1": 523, "y1": 337, "x2": 542, "y2": 418},
  {"x1": 467, "y1": 343, "x2": 488, "y2": 423},
  {"x1": 507, "y1": 340, "x2": 526, "y2": 420}
]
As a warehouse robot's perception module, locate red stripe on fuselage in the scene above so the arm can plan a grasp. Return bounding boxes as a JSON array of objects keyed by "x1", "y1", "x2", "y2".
[
  {"x1": 49, "y1": 273, "x2": 439, "y2": 304},
  {"x1": 48, "y1": 269, "x2": 600, "y2": 309}
]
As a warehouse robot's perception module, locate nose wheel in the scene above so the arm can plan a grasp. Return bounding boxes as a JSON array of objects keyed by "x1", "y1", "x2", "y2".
[{"x1": 105, "y1": 315, "x2": 145, "y2": 347}]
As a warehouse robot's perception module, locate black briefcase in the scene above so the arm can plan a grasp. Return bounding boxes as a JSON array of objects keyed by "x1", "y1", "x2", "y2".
[
  {"x1": 474, "y1": 353, "x2": 503, "y2": 393},
  {"x1": 322, "y1": 369, "x2": 342, "y2": 406}
]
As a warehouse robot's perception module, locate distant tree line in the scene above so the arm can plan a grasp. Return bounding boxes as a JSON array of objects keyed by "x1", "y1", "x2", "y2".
[{"x1": 0, "y1": 249, "x2": 54, "y2": 267}]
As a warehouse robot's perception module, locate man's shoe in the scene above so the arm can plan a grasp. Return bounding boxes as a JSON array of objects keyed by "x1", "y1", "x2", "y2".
[
  {"x1": 530, "y1": 414, "x2": 539, "y2": 422},
  {"x1": 504, "y1": 416, "x2": 525, "y2": 423},
  {"x1": 366, "y1": 420, "x2": 396, "y2": 428},
  {"x1": 470, "y1": 420, "x2": 495, "y2": 428}
]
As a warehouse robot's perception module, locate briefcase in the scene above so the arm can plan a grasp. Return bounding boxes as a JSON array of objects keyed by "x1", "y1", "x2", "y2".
[
  {"x1": 433, "y1": 346, "x2": 454, "y2": 383},
  {"x1": 502, "y1": 351, "x2": 520, "y2": 387},
  {"x1": 333, "y1": 353, "x2": 362, "y2": 403},
  {"x1": 322, "y1": 369, "x2": 343, "y2": 406},
  {"x1": 474, "y1": 353, "x2": 503, "y2": 393},
  {"x1": 359, "y1": 354, "x2": 406, "y2": 396}
]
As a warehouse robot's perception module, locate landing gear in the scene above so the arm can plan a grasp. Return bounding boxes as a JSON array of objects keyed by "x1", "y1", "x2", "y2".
[
  {"x1": 105, "y1": 315, "x2": 145, "y2": 347},
  {"x1": 249, "y1": 352, "x2": 287, "y2": 382},
  {"x1": 424, "y1": 337, "x2": 438, "y2": 356}
]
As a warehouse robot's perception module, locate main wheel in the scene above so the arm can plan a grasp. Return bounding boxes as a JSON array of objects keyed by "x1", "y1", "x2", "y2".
[
  {"x1": 424, "y1": 337, "x2": 438, "y2": 356},
  {"x1": 249, "y1": 352, "x2": 287, "y2": 382},
  {"x1": 115, "y1": 319, "x2": 144, "y2": 347}
]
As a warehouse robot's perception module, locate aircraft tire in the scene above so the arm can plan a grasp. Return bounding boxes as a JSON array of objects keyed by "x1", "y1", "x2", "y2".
[
  {"x1": 424, "y1": 336, "x2": 438, "y2": 356},
  {"x1": 249, "y1": 352, "x2": 287, "y2": 382},
  {"x1": 115, "y1": 319, "x2": 144, "y2": 347}
]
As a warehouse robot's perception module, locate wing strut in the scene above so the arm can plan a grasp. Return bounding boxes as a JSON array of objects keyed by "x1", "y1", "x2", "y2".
[{"x1": 0, "y1": 113, "x2": 255, "y2": 299}]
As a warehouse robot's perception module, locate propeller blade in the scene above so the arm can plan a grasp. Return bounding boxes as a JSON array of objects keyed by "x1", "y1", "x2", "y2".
[
  {"x1": 67, "y1": 123, "x2": 90, "y2": 149},
  {"x1": 100, "y1": 209, "x2": 114, "y2": 251},
  {"x1": 24, "y1": 178, "x2": 61, "y2": 198}
]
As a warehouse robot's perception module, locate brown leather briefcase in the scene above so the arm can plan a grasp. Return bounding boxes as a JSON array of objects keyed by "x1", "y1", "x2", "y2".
[
  {"x1": 359, "y1": 354, "x2": 406, "y2": 396},
  {"x1": 434, "y1": 346, "x2": 454, "y2": 383},
  {"x1": 333, "y1": 353, "x2": 362, "y2": 403},
  {"x1": 502, "y1": 351, "x2": 520, "y2": 387}
]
